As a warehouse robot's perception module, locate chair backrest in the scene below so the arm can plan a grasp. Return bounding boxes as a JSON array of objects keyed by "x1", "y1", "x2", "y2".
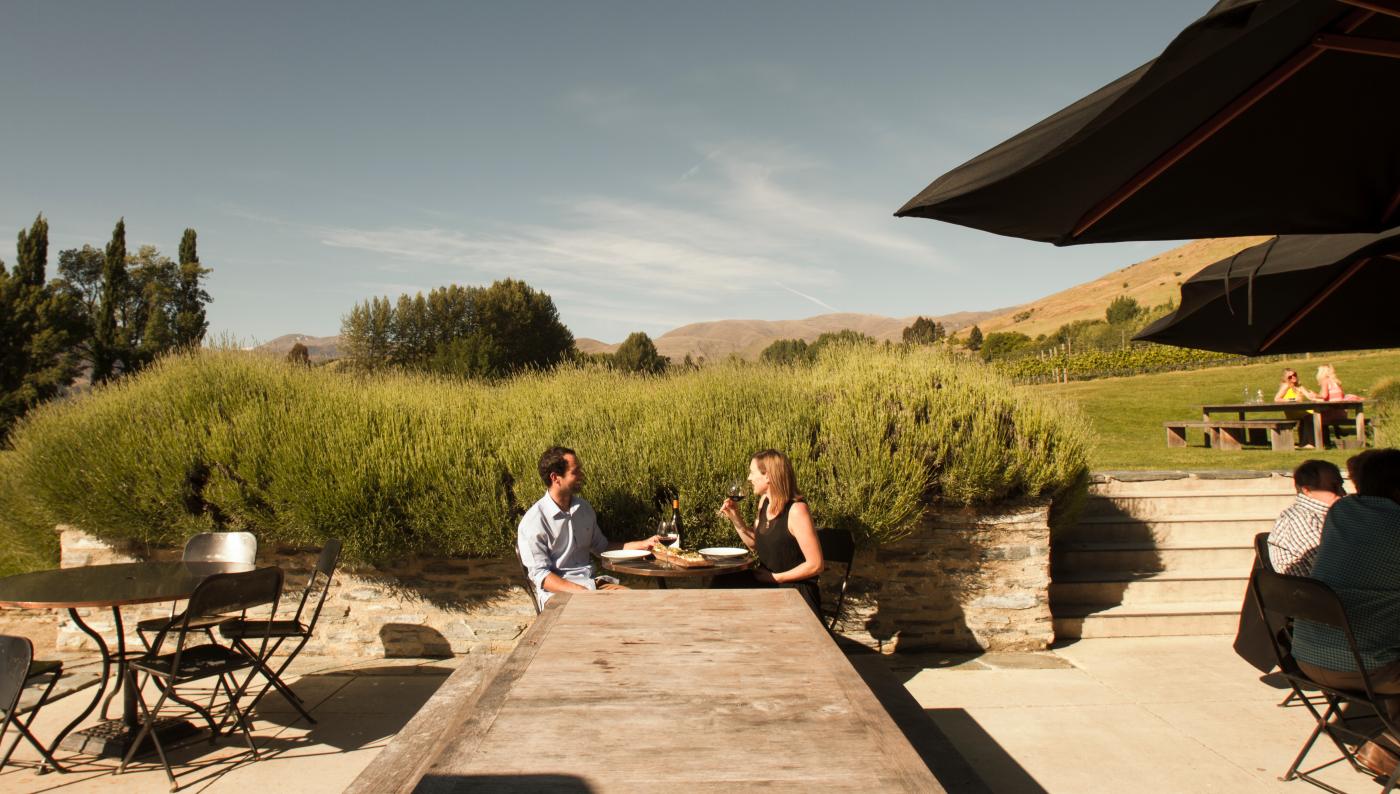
[
  {"x1": 1250, "y1": 568, "x2": 1374, "y2": 695},
  {"x1": 185, "y1": 568, "x2": 283, "y2": 625},
  {"x1": 292, "y1": 539, "x2": 343, "y2": 629},
  {"x1": 514, "y1": 544, "x2": 541, "y2": 615},
  {"x1": 817, "y1": 528, "x2": 856, "y2": 631},
  {"x1": 0, "y1": 635, "x2": 34, "y2": 715},
  {"x1": 183, "y1": 531, "x2": 258, "y2": 565},
  {"x1": 1253, "y1": 532, "x2": 1274, "y2": 573}
]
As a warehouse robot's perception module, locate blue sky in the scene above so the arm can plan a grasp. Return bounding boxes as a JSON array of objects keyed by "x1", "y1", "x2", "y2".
[{"x1": 2, "y1": 1, "x2": 1208, "y2": 344}]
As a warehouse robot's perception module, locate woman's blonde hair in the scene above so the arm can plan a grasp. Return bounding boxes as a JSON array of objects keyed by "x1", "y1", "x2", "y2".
[
  {"x1": 1317, "y1": 365, "x2": 1336, "y2": 381},
  {"x1": 753, "y1": 449, "x2": 803, "y2": 510}
]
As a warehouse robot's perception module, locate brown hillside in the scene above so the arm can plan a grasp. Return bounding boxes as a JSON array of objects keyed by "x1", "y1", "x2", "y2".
[
  {"x1": 575, "y1": 338, "x2": 618, "y2": 355},
  {"x1": 254, "y1": 334, "x2": 342, "y2": 363},
  {"x1": 970, "y1": 237, "x2": 1270, "y2": 339},
  {"x1": 652, "y1": 310, "x2": 1005, "y2": 362}
]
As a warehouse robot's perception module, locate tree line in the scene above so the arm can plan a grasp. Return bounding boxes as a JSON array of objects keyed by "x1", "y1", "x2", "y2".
[{"x1": 0, "y1": 215, "x2": 211, "y2": 440}]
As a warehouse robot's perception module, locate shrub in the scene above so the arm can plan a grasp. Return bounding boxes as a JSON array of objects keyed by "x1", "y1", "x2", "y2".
[
  {"x1": 1371, "y1": 376, "x2": 1400, "y2": 448},
  {"x1": 0, "y1": 345, "x2": 1090, "y2": 569}
]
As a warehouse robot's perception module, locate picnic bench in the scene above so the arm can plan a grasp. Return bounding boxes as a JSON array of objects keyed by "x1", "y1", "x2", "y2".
[
  {"x1": 1164, "y1": 400, "x2": 1367, "y2": 451},
  {"x1": 348, "y1": 588, "x2": 942, "y2": 793}
]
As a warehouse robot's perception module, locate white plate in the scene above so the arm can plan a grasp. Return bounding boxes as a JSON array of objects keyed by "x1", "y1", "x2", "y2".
[
  {"x1": 698, "y1": 547, "x2": 748, "y2": 559},
  {"x1": 600, "y1": 549, "x2": 651, "y2": 560}
]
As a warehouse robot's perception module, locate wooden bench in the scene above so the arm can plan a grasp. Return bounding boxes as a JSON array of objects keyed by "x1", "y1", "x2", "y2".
[{"x1": 1166, "y1": 419, "x2": 1297, "y2": 451}]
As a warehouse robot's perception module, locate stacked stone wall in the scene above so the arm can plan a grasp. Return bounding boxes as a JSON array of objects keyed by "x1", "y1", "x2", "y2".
[{"x1": 39, "y1": 500, "x2": 1052, "y2": 659}]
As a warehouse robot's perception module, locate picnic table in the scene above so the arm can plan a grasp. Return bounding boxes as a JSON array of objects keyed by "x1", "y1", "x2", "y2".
[
  {"x1": 349, "y1": 589, "x2": 941, "y2": 793},
  {"x1": 1164, "y1": 400, "x2": 1366, "y2": 451}
]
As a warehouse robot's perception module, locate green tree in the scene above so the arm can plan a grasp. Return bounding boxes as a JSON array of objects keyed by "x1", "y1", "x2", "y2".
[
  {"x1": 92, "y1": 219, "x2": 129, "y2": 382},
  {"x1": 0, "y1": 215, "x2": 84, "y2": 440},
  {"x1": 1105, "y1": 295, "x2": 1142, "y2": 325},
  {"x1": 469, "y1": 278, "x2": 574, "y2": 375},
  {"x1": 760, "y1": 338, "x2": 812, "y2": 365},
  {"x1": 902, "y1": 316, "x2": 945, "y2": 345},
  {"x1": 124, "y1": 245, "x2": 180, "y2": 368},
  {"x1": 966, "y1": 325, "x2": 984, "y2": 351},
  {"x1": 286, "y1": 342, "x2": 311, "y2": 367},
  {"x1": 979, "y1": 331, "x2": 1032, "y2": 361},
  {"x1": 172, "y1": 229, "x2": 211, "y2": 348},
  {"x1": 611, "y1": 332, "x2": 668, "y2": 374},
  {"x1": 810, "y1": 329, "x2": 875, "y2": 356},
  {"x1": 341, "y1": 296, "x2": 396, "y2": 370}
]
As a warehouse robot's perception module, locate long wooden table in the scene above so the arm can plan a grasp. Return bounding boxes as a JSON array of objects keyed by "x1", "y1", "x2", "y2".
[
  {"x1": 349, "y1": 589, "x2": 942, "y2": 793},
  {"x1": 1201, "y1": 400, "x2": 1366, "y2": 450}
]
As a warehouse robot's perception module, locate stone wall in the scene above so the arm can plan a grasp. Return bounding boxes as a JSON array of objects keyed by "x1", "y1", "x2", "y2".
[{"x1": 45, "y1": 500, "x2": 1053, "y2": 659}]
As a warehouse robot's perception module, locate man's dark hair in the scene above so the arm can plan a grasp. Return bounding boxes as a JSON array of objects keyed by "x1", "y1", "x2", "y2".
[
  {"x1": 538, "y1": 446, "x2": 577, "y2": 487},
  {"x1": 1357, "y1": 448, "x2": 1400, "y2": 501},
  {"x1": 1347, "y1": 449, "x2": 1381, "y2": 487},
  {"x1": 1293, "y1": 459, "x2": 1343, "y2": 495}
]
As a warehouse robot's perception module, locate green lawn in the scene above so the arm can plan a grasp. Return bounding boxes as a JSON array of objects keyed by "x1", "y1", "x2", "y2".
[{"x1": 1054, "y1": 350, "x2": 1400, "y2": 471}]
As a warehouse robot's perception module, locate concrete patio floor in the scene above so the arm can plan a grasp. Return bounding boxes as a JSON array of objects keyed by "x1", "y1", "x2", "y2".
[{"x1": 0, "y1": 635, "x2": 1379, "y2": 793}]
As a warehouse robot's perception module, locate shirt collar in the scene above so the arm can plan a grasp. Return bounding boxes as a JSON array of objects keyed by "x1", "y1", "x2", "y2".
[
  {"x1": 1295, "y1": 492, "x2": 1333, "y2": 515},
  {"x1": 541, "y1": 492, "x2": 578, "y2": 519}
]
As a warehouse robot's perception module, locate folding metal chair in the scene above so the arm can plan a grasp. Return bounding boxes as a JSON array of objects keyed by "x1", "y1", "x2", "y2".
[
  {"x1": 817, "y1": 528, "x2": 855, "y2": 632},
  {"x1": 1252, "y1": 532, "x2": 1323, "y2": 708},
  {"x1": 219, "y1": 540, "x2": 342, "y2": 726},
  {"x1": 514, "y1": 544, "x2": 542, "y2": 615},
  {"x1": 120, "y1": 567, "x2": 283, "y2": 791},
  {"x1": 1251, "y1": 568, "x2": 1400, "y2": 792},
  {"x1": 0, "y1": 636, "x2": 66, "y2": 773},
  {"x1": 137, "y1": 532, "x2": 259, "y2": 646}
]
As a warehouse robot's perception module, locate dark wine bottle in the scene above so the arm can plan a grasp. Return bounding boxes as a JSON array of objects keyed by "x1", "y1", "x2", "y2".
[{"x1": 671, "y1": 498, "x2": 684, "y2": 549}]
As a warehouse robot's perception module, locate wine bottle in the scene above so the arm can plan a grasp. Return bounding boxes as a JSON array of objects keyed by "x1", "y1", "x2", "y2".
[{"x1": 671, "y1": 498, "x2": 684, "y2": 549}]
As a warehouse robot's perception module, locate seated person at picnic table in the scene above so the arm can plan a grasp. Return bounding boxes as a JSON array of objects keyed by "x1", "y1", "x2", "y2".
[
  {"x1": 716, "y1": 449, "x2": 824, "y2": 616},
  {"x1": 1314, "y1": 364, "x2": 1359, "y2": 428},
  {"x1": 517, "y1": 446, "x2": 659, "y2": 608},
  {"x1": 1266, "y1": 459, "x2": 1344, "y2": 576},
  {"x1": 1274, "y1": 367, "x2": 1320, "y2": 447},
  {"x1": 1290, "y1": 448, "x2": 1400, "y2": 769}
]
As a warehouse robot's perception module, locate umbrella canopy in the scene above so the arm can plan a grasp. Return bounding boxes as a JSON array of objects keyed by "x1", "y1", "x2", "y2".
[
  {"x1": 1134, "y1": 227, "x2": 1400, "y2": 354},
  {"x1": 895, "y1": 0, "x2": 1400, "y2": 245}
]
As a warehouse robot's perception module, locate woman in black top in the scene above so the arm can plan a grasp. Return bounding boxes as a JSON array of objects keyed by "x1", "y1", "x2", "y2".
[{"x1": 718, "y1": 449, "x2": 824, "y2": 615}]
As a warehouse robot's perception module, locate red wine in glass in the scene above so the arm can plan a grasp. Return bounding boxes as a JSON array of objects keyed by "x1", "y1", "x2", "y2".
[{"x1": 725, "y1": 482, "x2": 745, "y2": 502}]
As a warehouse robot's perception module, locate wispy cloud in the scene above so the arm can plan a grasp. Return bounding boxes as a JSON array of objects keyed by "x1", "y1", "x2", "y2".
[{"x1": 773, "y1": 280, "x2": 839, "y2": 313}]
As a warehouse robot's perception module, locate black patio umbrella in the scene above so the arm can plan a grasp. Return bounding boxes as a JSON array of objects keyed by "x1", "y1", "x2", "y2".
[
  {"x1": 895, "y1": 0, "x2": 1400, "y2": 245},
  {"x1": 1134, "y1": 227, "x2": 1400, "y2": 354}
]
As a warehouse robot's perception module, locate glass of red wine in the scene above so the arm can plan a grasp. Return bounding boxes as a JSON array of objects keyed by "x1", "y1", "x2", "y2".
[
  {"x1": 725, "y1": 480, "x2": 745, "y2": 503},
  {"x1": 656, "y1": 517, "x2": 678, "y2": 548}
]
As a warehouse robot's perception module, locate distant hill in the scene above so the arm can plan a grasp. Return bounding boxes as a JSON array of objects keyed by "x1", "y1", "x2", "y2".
[
  {"x1": 969, "y1": 237, "x2": 1270, "y2": 339},
  {"x1": 254, "y1": 334, "x2": 342, "y2": 362}
]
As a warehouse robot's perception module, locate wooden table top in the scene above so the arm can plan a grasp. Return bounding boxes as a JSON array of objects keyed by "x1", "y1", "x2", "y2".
[
  {"x1": 598, "y1": 554, "x2": 754, "y2": 578},
  {"x1": 349, "y1": 589, "x2": 942, "y2": 793},
  {"x1": 1202, "y1": 400, "x2": 1364, "y2": 412},
  {"x1": 0, "y1": 561, "x2": 256, "y2": 608}
]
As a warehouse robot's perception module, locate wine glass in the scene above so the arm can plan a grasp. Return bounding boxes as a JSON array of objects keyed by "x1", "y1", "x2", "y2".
[
  {"x1": 725, "y1": 480, "x2": 746, "y2": 503},
  {"x1": 655, "y1": 516, "x2": 678, "y2": 548}
]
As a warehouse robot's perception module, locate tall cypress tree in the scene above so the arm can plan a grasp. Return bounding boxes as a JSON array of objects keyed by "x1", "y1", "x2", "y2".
[
  {"x1": 93, "y1": 218, "x2": 128, "y2": 382},
  {"x1": 0, "y1": 214, "x2": 82, "y2": 439},
  {"x1": 172, "y1": 228, "x2": 211, "y2": 348}
]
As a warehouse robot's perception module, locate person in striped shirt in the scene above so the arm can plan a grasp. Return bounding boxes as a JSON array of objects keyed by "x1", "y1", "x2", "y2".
[{"x1": 1267, "y1": 460, "x2": 1344, "y2": 576}]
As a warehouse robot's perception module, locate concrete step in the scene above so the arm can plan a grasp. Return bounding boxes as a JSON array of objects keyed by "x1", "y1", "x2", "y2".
[
  {"x1": 1080, "y1": 492, "x2": 1295, "y2": 520},
  {"x1": 1060, "y1": 515, "x2": 1276, "y2": 547},
  {"x1": 1053, "y1": 601, "x2": 1240, "y2": 639},
  {"x1": 1054, "y1": 544, "x2": 1255, "y2": 574},
  {"x1": 1051, "y1": 570, "x2": 1248, "y2": 606},
  {"x1": 1089, "y1": 472, "x2": 1294, "y2": 496}
]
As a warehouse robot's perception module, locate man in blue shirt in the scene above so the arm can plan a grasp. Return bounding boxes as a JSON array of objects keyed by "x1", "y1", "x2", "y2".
[{"x1": 516, "y1": 446, "x2": 658, "y2": 609}]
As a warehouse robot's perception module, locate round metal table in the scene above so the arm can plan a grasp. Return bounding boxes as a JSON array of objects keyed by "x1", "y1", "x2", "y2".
[
  {"x1": 0, "y1": 561, "x2": 256, "y2": 758},
  {"x1": 598, "y1": 553, "x2": 754, "y2": 588}
]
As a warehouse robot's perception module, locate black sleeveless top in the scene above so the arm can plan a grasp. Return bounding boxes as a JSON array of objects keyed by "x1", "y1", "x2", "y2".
[{"x1": 755, "y1": 497, "x2": 821, "y2": 616}]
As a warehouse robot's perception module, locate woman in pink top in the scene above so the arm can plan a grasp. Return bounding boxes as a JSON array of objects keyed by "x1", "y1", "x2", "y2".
[{"x1": 1314, "y1": 365, "x2": 1354, "y2": 428}]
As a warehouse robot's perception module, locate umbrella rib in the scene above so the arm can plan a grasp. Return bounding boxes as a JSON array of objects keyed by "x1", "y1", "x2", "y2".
[
  {"x1": 1069, "y1": 9, "x2": 1375, "y2": 241},
  {"x1": 1338, "y1": 0, "x2": 1400, "y2": 20},
  {"x1": 1258, "y1": 256, "x2": 1374, "y2": 353},
  {"x1": 1314, "y1": 33, "x2": 1400, "y2": 59}
]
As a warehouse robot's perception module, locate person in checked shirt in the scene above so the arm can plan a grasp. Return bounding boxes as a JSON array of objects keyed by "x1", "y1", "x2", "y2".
[{"x1": 1267, "y1": 459, "x2": 1344, "y2": 576}]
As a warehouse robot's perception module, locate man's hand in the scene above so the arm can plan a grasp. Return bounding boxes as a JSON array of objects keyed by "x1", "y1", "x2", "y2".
[
  {"x1": 623, "y1": 535, "x2": 661, "y2": 551},
  {"x1": 598, "y1": 582, "x2": 628, "y2": 591}
]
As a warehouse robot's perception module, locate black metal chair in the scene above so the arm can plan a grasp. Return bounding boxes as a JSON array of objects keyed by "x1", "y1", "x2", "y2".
[
  {"x1": 137, "y1": 532, "x2": 259, "y2": 646},
  {"x1": 1251, "y1": 531, "x2": 1322, "y2": 708},
  {"x1": 0, "y1": 636, "x2": 67, "y2": 773},
  {"x1": 219, "y1": 540, "x2": 342, "y2": 726},
  {"x1": 121, "y1": 567, "x2": 283, "y2": 791},
  {"x1": 514, "y1": 544, "x2": 542, "y2": 615},
  {"x1": 817, "y1": 528, "x2": 856, "y2": 632},
  {"x1": 1251, "y1": 568, "x2": 1400, "y2": 792}
]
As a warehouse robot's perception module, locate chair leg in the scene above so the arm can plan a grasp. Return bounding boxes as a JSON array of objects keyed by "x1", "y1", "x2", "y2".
[
  {"x1": 0, "y1": 674, "x2": 66, "y2": 774},
  {"x1": 121, "y1": 685, "x2": 177, "y2": 792},
  {"x1": 217, "y1": 674, "x2": 258, "y2": 759}
]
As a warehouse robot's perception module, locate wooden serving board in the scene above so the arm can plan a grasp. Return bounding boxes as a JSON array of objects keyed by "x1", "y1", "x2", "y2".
[{"x1": 651, "y1": 546, "x2": 715, "y2": 568}]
